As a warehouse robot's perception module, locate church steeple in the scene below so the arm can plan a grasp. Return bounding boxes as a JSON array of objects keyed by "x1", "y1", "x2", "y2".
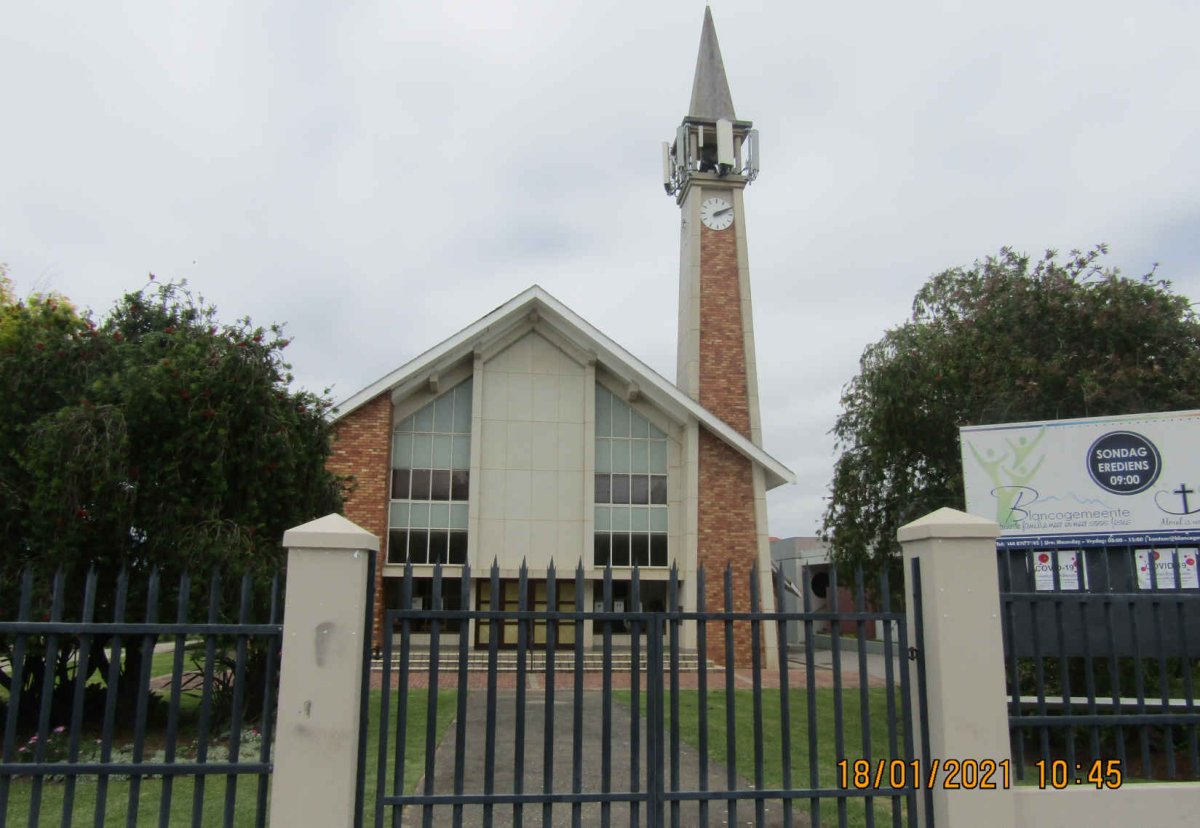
[
  {"x1": 661, "y1": 9, "x2": 758, "y2": 201},
  {"x1": 688, "y1": 7, "x2": 736, "y2": 122},
  {"x1": 666, "y1": 9, "x2": 778, "y2": 668}
]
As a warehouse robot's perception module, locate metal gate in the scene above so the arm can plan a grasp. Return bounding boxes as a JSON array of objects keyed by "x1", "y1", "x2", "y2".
[{"x1": 357, "y1": 558, "x2": 930, "y2": 828}]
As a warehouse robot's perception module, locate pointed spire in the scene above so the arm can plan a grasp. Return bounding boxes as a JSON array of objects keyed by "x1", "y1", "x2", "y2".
[{"x1": 688, "y1": 7, "x2": 736, "y2": 121}]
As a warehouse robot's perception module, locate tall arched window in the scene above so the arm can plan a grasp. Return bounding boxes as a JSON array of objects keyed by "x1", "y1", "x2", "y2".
[
  {"x1": 593, "y1": 384, "x2": 668, "y2": 568},
  {"x1": 388, "y1": 378, "x2": 472, "y2": 565}
]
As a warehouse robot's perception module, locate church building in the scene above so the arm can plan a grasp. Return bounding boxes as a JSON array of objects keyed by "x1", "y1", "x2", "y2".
[{"x1": 328, "y1": 9, "x2": 794, "y2": 666}]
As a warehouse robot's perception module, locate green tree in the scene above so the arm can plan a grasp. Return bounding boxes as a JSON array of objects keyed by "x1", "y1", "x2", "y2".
[
  {"x1": 821, "y1": 246, "x2": 1200, "y2": 580},
  {"x1": 0, "y1": 277, "x2": 341, "y2": 722}
]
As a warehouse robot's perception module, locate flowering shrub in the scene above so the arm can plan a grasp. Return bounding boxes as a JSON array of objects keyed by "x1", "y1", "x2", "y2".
[{"x1": 11, "y1": 725, "x2": 271, "y2": 782}]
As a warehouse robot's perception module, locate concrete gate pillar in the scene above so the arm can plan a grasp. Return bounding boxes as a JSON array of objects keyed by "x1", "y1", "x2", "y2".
[{"x1": 270, "y1": 514, "x2": 377, "y2": 828}]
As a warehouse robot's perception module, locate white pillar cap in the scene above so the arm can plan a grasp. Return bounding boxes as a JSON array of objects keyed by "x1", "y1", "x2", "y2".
[
  {"x1": 897, "y1": 506, "x2": 999, "y2": 543},
  {"x1": 282, "y1": 513, "x2": 380, "y2": 551}
]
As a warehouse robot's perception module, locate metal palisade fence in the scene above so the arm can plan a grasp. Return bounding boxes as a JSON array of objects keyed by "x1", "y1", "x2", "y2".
[
  {"x1": 0, "y1": 567, "x2": 282, "y2": 828},
  {"x1": 998, "y1": 544, "x2": 1200, "y2": 784},
  {"x1": 363, "y1": 558, "x2": 926, "y2": 828}
]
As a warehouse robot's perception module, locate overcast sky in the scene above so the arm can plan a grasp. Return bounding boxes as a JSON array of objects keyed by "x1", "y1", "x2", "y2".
[{"x1": 4, "y1": 1, "x2": 1199, "y2": 539}]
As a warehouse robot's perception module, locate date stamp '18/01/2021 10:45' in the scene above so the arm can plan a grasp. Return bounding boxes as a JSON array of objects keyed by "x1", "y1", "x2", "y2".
[{"x1": 836, "y1": 759, "x2": 1124, "y2": 791}]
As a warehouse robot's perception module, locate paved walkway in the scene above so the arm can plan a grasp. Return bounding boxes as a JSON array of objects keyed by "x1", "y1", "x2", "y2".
[{"x1": 394, "y1": 690, "x2": 803, "y2": 828}]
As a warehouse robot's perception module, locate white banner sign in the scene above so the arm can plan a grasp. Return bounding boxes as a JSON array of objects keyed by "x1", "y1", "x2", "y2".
[{"x1": 961, "y1": 410, "x2": 1200, "y2": 548}]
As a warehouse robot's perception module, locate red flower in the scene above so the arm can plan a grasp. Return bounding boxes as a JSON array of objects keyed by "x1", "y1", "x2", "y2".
[
  {"x1": 252, "y1": 334, "x2": 262, "y2": 343},
  {"x1": 164, "y1": 326, "x2": 174, "y2": 334}
]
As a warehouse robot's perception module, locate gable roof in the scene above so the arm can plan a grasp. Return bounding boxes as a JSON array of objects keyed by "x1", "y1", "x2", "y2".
[{"x1": 332, "y1": 285, "x2": 795, "y2": 490}]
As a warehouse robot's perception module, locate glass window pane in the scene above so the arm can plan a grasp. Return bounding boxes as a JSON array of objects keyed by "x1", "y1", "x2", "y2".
[
  {"x1": 595, "y1": 387, "x2": 611, "y2": 437},
  {"x1": 631, "y1": 411, "x2": 648, "y2": 438},
  {"x1": 631, "y1": 440, "x2": 649, "y2": 473},
  {"x1": 648, "y1": 422, "x2": 666, "y2": 439},
  {"x1": 611, "y1": 534, "x2": 630, "y2": 567},
  {"x1": 595, "y1": 438, "x2": 611, "y2": 473},
  {"x1": 611, "y1": 440, "x2": 630, "y2": 473},
  {"x1": 408, "y1": 530, "x2": 429, "y2": 564},
  {"x1": 411, "y1": 434, "x2": 433, "y2": 469},
  {"x1": 649, "y1": 440, "x2": 667, "y2": 474},
  {"x1": 428, "y1": 531, "x2": 449, "y2": 564},
  {"x1": 434, "y1": 394, "x2": 455, "y2": 433},
  {"x1": 649, "y1": 507, "x2": 668, "y2": 532},
  {"x1": 414, "y1": 402, "x2": 435, "y2": 433},
  {"x1": 611, "y1": 474, "x2": 630, "y2": 504},
  {"x1": 409, "y1": 503, "x2": 429, "y2": 529},
  {"x1": 430, "y1": 470, "x2": 451, "y2": 501},
  {"x1": 632, "y1": 534, "x2": 650, "y2": 567},
  {"x1": 611, "y1": 401, "x2": 630, "y2": 437},
  {"x1": 594, "y1": 473, "x2": 611, "y2": 504},
  {"x1": 594, "y1": 505, "x2": 611, "y2": 531},
  {"x1": 651, "y1": 533, "x2": 668, "y2": 567},
  {"x1": 650, "y1": 475, "x2": 667, "y2": 505},
  {"x1": 631, "y1": 507, "x2": 649, "y2": 532},
  {"x1": 450, "y1": 503, "x2": 469, "y2": 529},
  {"x1": 410, "y1": 469, "x2": 431, "y2": 500},
  {"x1": 593, "y1": 533, "x2": 610, "y2": 567},
  {"x1": 392, "y1": 433, "x2": 413, "y2": 468},
  {"x1": 631, "y1": 475, "x2": 649, "y2": 505},
  {"x1": 387, "y1": 530, "x2": 408, "y2": 564},
  {"x1": 429, "y1": 503, "x2": 450, "y2": 528},
  {"x1": 433, "y1": 436, "x2": 452, "y2": 468},
  {"x1": 398, "y1": 414, "x2": 416, "y2": 433},
  {"x1": 389, "y1": 502, "x2": 410, "y2": 528},
  {"x1": 451, "y1": 470, "x2": 470, "y2": 501},
  {"x1": 452, "y1": 435, "x2": 470, "y2": 470},
  {"x1": 453, "y1": 381, "x2": 473, "y2": 432},
  {"x1": 448, "y1": 531, "x2": 468, "y2": 564},
  {"x1": 391, "y1": 469, "x2": 411, "y2": 500},
  {"x1": 611, "y1": 506, "x2": 630, "y2": 531}
]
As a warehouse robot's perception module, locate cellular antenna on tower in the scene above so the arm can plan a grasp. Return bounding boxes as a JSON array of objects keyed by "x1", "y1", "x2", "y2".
[{"x1": 662, "y1": 6, "x2": 759, "y2": 199}]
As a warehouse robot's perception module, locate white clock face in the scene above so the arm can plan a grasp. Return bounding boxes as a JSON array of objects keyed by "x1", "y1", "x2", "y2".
[{"x1": 699, "y1": 197, "x2": 734, "y2": 231}]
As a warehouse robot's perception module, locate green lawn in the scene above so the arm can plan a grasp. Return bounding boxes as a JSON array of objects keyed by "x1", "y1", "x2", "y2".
[
  {"x1": 618, "y1": 687, "x2": 909, "y2": 828},
  {"x1": 2, "y1": 689, "x2": 456, "y2": 827}
]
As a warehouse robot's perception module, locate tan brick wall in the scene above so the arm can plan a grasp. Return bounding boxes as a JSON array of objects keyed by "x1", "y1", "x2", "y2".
[
  {"x1": 328, "y1": 393, "x2": 391, "y2": 646},
  {"x1": 697, "y1": 428, "x2": 762, "y2": 666},
  {"x1": 694, "y1": 218, "x2": 762, "y2": 666},
  {"x1": 698, "y1": 222, "x2": 751, "y2": 440}
]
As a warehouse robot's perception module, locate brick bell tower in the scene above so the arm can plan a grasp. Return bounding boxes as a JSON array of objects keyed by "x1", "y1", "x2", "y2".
[{"x1": 664, "y1": 8, "x2": 777, "y2": 667}]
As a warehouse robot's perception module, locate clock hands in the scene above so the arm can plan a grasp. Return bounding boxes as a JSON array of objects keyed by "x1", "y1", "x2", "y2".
[{"x1": 713, "y1": 206, "x2": 733, "y2": 217}]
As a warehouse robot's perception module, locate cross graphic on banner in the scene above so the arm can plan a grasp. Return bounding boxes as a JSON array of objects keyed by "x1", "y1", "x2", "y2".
[{"x1": 1174, "y1": 483, "x2": 1195, "y2": 515}]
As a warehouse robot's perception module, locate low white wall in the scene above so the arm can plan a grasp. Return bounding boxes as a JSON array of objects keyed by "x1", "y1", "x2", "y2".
[{"x1": 1014, "y1": 784, "x2": 1200, "y2": 827}]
